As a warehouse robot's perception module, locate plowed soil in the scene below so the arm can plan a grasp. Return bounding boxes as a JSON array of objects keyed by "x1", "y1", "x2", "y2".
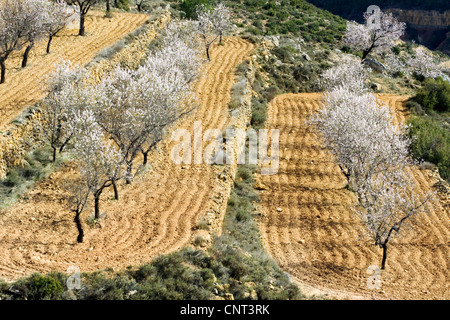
[
  {"x1": 256, "y1": 93, "x2": 449, "y2": 300},
  {"x1": 0, "y1": 10, "x2": 149, "y2": 131},
  {"x1": 0, "y1": 37, "x2": 255, "y2": 281}
]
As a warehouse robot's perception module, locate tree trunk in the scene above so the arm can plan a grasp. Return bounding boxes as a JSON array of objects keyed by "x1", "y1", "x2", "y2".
[
  {"x1": 52, "y1": 145, "x2": 57, "y2": 163},
  {"x1": 22, "y1": 42, "x2": 34, "y2": 68},
  {"x1": 79, "y1": 13, "x2": 86, "y2": 36},
  {"x1": 112, "y1": 179, "x2": 119, "y2": 200},
  {"x1": 126, "y1": 163, "x2": 133, "y2": 184},
  {"x1": 219, "y1": 33, "x2": 223, "y2": 45},
  {"x1": 94, "y1": 189, "x2": 103, "y2": 219},
  {"x1": 0, "y1": 57, "x2": 6, "y2": 84},
  {"x1": 361, "y1": 50, "x2": 370, "y2": 61},
  {"x1": 381, "y1": 243, "x2": 387, "y2": 270},
  {"x1": 206, "y1": 45, "x2": 211, "y2": 61},
  {"x1": 75, "y1": 210, "x2": 84, "y2": 243},
  {"x1": 142, "y1": 150, "x2": 148, "y2": 166},
  {"x1": 137, "y1": 3, "x2": 142, "y2": 12},
  {"x1": 46, "y1": 34, "x2": 53, "y2": 54},
  {"x1": 106, "y1": 0, "x2": 110, "y2": 12},
  {"x1": 59, "y1": 135, "x2": 71, "y2": 154}
]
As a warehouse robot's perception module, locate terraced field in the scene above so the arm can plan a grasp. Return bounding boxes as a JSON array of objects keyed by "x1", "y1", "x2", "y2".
[
  {"x1": 0, "y1": 37, "x2": 255, "y2": 281},
  {"x1": 257, "y1": 93, "x2": 449, "y2": 300},
  {"x1": 0, "y1": 10, "x2": 149, "y2": 131}
]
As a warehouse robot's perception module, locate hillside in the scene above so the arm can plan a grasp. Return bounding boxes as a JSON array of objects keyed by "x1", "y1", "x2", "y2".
[
  {"x1": 306, "y1": 0, "x2": 450, "y2": 55},
  {"x1": 0, "y1": 10, "x2": 150, "y2": 131},
  {"x1": 0, "y1": 0, "x2": 448, "y2": 303},
  {"x1": 256, "y1": 93, "x2": 449, "y2": 300}
]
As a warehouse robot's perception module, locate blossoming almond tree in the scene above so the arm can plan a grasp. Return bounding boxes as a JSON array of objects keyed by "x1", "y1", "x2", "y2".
[
  {"x1": 0, "y1": 0, "x2": 35, "y2": 83},
  {"x1": 69, "y1": 109, "x2": 127, "y2": 219},
  {"x1": 151, "y1": 30, "x2": 203, "y2": 86},
  {"x1": 310, "y1": 83, "x2": 432, "y2": 269},
  {"x1": 345, "y1": 10, "x2": 406, "y2": 61},
  {"x1": 42, "y1": 0, "x2": 73, "y2": 54},
  {"x1": 138, "y1": 57, "x2": 197, "y2": 165},
  {"x1": 210, "y1": 2, "x2": 232, "y2": 45},
  {"x1": 66, "y1": 0, "x2": 100, "y2": 36},
  {"x1": 93, "y1": 25, "x2": 202, "y2": 176},
  {"x1": 19, "y1": 0, "x2": 49, "y2": 68},
  {"x1": 196, "y1": 4, "x2": 219, "y2": 61},
  {"x1": 318, "y1": 54, "x2": 369, "y2": 92},
  {"x1": 384, "y1": 52, "x2": 407, "y2": 77},
  {"x1": 40, "y1": 60, "x2": 87, "y2": 162},
  {"x1": 407, "y1": 47, "x2": 444, "y2": 79}
]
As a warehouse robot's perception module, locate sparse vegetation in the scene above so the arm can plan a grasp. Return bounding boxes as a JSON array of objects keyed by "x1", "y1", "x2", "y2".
[
  {"x1": 408, "y1": 113, "x2": 450, "y2": 183},
  {"x1": 0, "y1": 145, "x2": 66, "y2": 208}
]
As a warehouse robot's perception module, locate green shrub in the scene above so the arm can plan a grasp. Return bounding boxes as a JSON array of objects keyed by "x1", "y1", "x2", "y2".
[
  {"x1": 10, "y1": 273, "x2": 63, "y2": 300},
  {"x1": 78, "y1": 272, "x2": 136, "y2": 300},
  {"x1": 408, "y1": 115, "x2": 450, "y2": 182},
  {"x1": 246, "y1": 26, "x2": 262, "y2": 35},
  {"x1": 178, "y1": 0, "x2": 213, "y2": 19},
  {"x1": 3, "y1": 170, "x2": 19, "y2": 187},
  {"x1": 412, "y1": 77, "x2": 450, "y2": 113},
  {"x1": 251, "y1": 97, "x2": 267, "y2": 129},
  {"x1": 132, "y1": 249, "x2": 215, "y2": 300},
  {"x1": 406, "y1": 100, "x2": 424, "y2": 115}
]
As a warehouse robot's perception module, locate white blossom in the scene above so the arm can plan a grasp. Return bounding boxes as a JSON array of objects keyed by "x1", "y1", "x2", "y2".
[
  {"x1": 40, "y1": 60, "x2": 87, "y2": 161},
  {"x1": 196, "y1": 4, "x2": 220, "y2": 61},
  {"x1": 345, "y1": 10, "x2": 406, "y2": 60},
  {"x1": 41, "y1": 0, "x2": 73, "y2": 53},
  {"x1": 407, "y1": 47, "x2": 443, "y2": 79},
  {"x1": 309, "y1": 85, "x2": 431, "y2": 269},
  {"x1": 319, "y1": 54, "x2": 368, "y2": 92},
  {"x1": 210, "y1": 2, "x2": 233, "y2": 44}
]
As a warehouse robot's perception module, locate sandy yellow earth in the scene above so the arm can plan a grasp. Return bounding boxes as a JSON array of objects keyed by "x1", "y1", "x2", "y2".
[
  {"x1": 256, "y1": 93, "x2": 449, "y2": 300},
  {"x1": 0, "y1": 10, "x2": 149, "y2": 131},
  {"x1": 0, "y1": 37, "x2": 255, "y2": 281}
]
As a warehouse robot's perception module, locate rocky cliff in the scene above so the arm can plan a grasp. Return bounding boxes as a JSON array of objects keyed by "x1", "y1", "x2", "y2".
[
  {"x1": 388, "y1": 9, "x2": 450, "y2": 27},
  {"x1": 306, "y1": 1, "x2": 450, "y2": 55},
  {"x1": 387, "y1": 9, "x2": 450, "y2": 55}
]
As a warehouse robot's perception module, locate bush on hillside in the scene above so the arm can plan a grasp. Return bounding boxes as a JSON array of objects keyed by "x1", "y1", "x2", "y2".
[
  {"x1": 408, "y1": 115, "x2": 450, "y2": 182},
  {"x1": 412, "y1": 77, "x2": 450, "y2": 113}
]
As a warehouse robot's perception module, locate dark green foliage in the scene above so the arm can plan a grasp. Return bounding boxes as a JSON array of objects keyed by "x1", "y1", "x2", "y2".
[
  {"x1": 251, "y1": 97, "x2": 268, "y2": 129},
  {"x1": 407, "y1": 78, "x2": 450, "y2": 182},
  {"x1": 392, "y1": 45, "x2": 401, "y2": 55},
  {"x1": 272, "y1": 46, "x2": 296, "y2": 63},
  {"x1": 412, "y1": 77, "x2": 450, "y2": 113},
  {"x1": 406, "y1": 100, "x2": 424, "y2": 116},
  {"x1": 132, "y1": 250, "x2": 215, "y2": 300},
  {"x1": 0, "y1": 145, "x2": 62, "y2": 208},
  {"x1": 115, "y1": 0, "x2": 130, "y2": 11},
  {"x1": 76, "y1": 272, "x2": 137, "y2": 300},
  {"x1": 178, "y1": 0, "x2": 214, "y2": 19},
  {"x1": 408, "y1": 115, "x2": 450, "y2": 182},
  {"x1": 226, "y1": 0, "x2": 346, "y2": 44},
  {"x1": 8, "y1": 273, "x2": 64, "y2": 300}
]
